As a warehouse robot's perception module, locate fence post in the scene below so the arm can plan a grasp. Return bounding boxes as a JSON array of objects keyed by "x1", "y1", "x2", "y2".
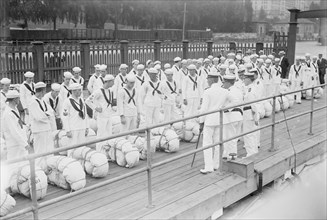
[
  {"x1": 308, "y1": 87, "x2": 315, "y2": 135},
  {"x1": 269, "y1": 96, "x2": 277, "y2": 152},
  {"x1": 80, "y1": 40, "x2": 91, "y2": 84},
  {"x1": 32, "y1": 41, "x2": 44, "y2": 83},
  {"x1": 256, "y1": 42, "x2": 264, "y2": 54},
  {"x1": 182, "y1": 40, "x2": 189, "y2": 59},
  {"x1": 146, "y1": 128, "x2": 154, "y2": 208},
  {"x1": 207, "y1": 40, "x2": 213, "y2": 57},
  {"x1": 29, "y1": 158, "x2": 39, "y2": 220},
  {"x1": 120, "y1": 40, "x2": 129, "y2": 64},
  {"x1": 219, "y1": 109, "x2": 224, "y2": 173},
  {"x1": 229, "y1": 42, "x2": 236, "y2": 52},
  {"x1": 153, "y1": 40, "x2": 161, "y2": 61}
]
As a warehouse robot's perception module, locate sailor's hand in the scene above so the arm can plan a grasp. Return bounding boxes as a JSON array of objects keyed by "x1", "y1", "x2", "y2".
[
  {"x1": 254, "y1": 120, "x2": 259, "y2": 126},
  {"x1": 24, "y1": 108, "x2": 29, "y2": 115},
  {"x1": 25, "y1": 145, "x2": 32, "y2": 152},
  {"x1": 85, "y1": 128, "x2": 89, "y2": 137},
  {"x1": 183, "y1": 99, "x2": 188, "y2": 105},
  {"x1": 66, "y1": 131, "x2": 72, "y2": 138},
  {"x1": 137, "y1": 114, "x2": 140, "y2": 123},
  {"x1": 199, "y1": 123, "x2": 204, "y2": 132},
  {"x1": 120, "y1": 115, "x2": 126, "y2": 125},
  {"x1": 200, "y1": 98, "x2": 203, "y2": 105},
  {"x1": 95, "y1": 106, "x2": 102, "y2": 113}
]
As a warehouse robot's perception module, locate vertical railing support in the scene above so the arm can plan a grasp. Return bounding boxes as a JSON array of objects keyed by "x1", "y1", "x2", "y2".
[
  {"x1": 182, "y1": 40, "x2": 189, "y2": 59},
  {"x1": 32, "y1": 41, "x2": 44, "y2": 83},
  {"x1": 120, "y1": 40, "x2": 129, "y2": 65},
  {"x1": 218, "y1": 109, "x2": 224, "y2": 173},
  {"x1": 256, "y1": 42, "x2": 264, "y2": 55},
  {"x1": 153, "y1": 40, "x2": 161, "y2": 62},
  {"x1": 29, "y1": 158, "x2": 39, "y2": 220},
  {"x1": 80, "y1": 40, "x2": 91, "y2": 86},
  {"x1": 146, "y1": 128, "x2": 154, "y2": 208},
  {"x1": 308, "y1": 88, "x2": 315, "y2": 135},
  {"x1": 229, "y1": 42, "x2": 236, "y2": 52},
  {"x1": 206, "y1": 40, "x2": 213, "y2": 57},
  {"x1": 269, "y1": 97, "x2": 277, "y2": 152}
]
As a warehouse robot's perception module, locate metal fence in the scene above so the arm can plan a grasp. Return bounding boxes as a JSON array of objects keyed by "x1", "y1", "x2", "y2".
[{"x1": 2, "y1": 84, "x2": 326, "y2": 220}]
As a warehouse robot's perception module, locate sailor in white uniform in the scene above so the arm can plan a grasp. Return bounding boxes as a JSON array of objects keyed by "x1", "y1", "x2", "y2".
[
  {"x1": 0, "y1": 78, "x2": 11, "y2": 117},
  {"x1": 129, "y1": 60, "x2": 139, "y2": 75},
  {"x1": 288, "y1": 56, "x2": 304, "y2": 103},
  {"x1": 198, "y1": 70, "x2": 230, "y2": 174},
  {"x1": 177, "y1": 60, "x2": 189, "y2": 90},
  {"x1": 43, "y1": 83, "x2": 62, "y2": 130},
  {"x1": 262, "y1": 59, "x2": 274, "y2": 97},
  {"x1": 87, "y1": 64, "x2": 101, "y2": 94},
  {"x1": 118, "y1": 74, "x2": 140, "y2": 132},
  {"x1": 93, "y1": 64, "x2": 108, "y2": 92},
  {"x1": 61, "y1": 83, "x2": 89, "y2": 156},
  {"x1": 135, "y1": 64, "x2": 146, "y2": 90},
  {"x1": 71, "y1": 66, "x2": 84, "y2": 87},
  {"x1": 20, "y1": 71, "x2": 36, "y2": 123},
  {"x1": 114, "y1": 64, "x2": 129, "y2": 97},
  {"x1": 154, "y1": 62, "x2": 166, "y2": 81},
  {"x1": 172, "y1": 57, "x2": 182, "y2": 93},
  {"x1": 59, "y1": 71, "x2": 73, "y2": 102},
  {"x1": 163, "y1": 63, "x2": 171, "y2": 70},
  {"x1": 182, "y1": 64, "x2": 203, "y2": 117},
  {"x1": 272, "y1": 58, "x2": 282, "y2": 95},
  {"x1": 29, "y1": 82, "x2": 55, "y2": 170}
]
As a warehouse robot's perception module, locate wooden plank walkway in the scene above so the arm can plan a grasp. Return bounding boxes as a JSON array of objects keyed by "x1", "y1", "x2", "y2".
[{"x1": 9, "y1": 93, "x2": 327, "y2": 220}]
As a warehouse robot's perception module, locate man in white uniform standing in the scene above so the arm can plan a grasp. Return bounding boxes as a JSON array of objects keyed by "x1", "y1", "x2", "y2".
[
  {"x1": 20, "y1": 71, "x2": 36, "y2": 123},
  {"x1": 43, "y1": 83, "x2": 62, "y2": 130}
]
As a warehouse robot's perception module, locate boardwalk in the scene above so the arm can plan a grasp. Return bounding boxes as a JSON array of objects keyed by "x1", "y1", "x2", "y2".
[{"x1": 9, "y1": 90, "x2": 327, "y2": 220}]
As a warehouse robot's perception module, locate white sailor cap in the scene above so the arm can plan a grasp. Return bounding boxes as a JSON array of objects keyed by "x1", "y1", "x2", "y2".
[
  {"x1": 196, "y1": 59, "x2": 202, "y2": 64},
  {"x1": 281, "y1": 78, "x2": 290, "y2": 83},
  {"x1": 6, "y1": 90, "x2": 20, "y2": 99},
  {"x1": 104, "y1": 74, "x2": 114, "y2": 81},
  {"x1": 220, "y1": 64, "x2": 228, "y2": 69},
  {"x1": 295, "y1": 56, "x2": 301, "y2": 60},
  {"x1": 245, "y1": 63, "x2": 253, "y2": 68},
  {"x1": 148, "y1": 68, "x2": 158, "y2": 74},
  {"x1": 163, "y1": 63, "x2": 171, "y2": 69},
  {"x1": 213, "y1": 57, "x2": 219, "y2": 62},
  {"x1": 132, "y1": 60, "x2": 139, "y2": 65},
  {"x1": 208, "y1": 69, "x2": 220, "y2": 77},
  {"x1": 72, "y1": 67, "x2": 82, "y2": 73},
  {"x1": 220, "y1": 56, "x2": 226, "y2": 61},
  {"x1": 164, "y1": 68, "x2": 173, "y2": 75},
  {"x1": 174, "y1": 57, "x2": 181, "y2": 62},
  {"x1": 0, "y1": 78, "x2": 11, "y2": 85},
  {"x1": 238, "y1": 65, "x2": 246, "y2": 72},
  {"x1": 204, "y1": 58, "x2": 210, "y2": 63},
  {"x1": 51, "y1": 83, "x2": 61, "y2": 92},
  {"x1": 246, "y1": 49, "x2": 252, "y2": 54},
  {"x1": 268, "y1": 55, "x2": 274, "y2": 60},
  {"x1": 187, "y1": 64, "x2": 196, "y2": 70},
  {"x1": 279, "y1": 51, "x2": 286, "y2": 55},
  {"x1": 24, "y1": 71, "x2": 35, "y2": 78},
  {"x1": 69, "y1": 83, "x2": 82, "y2": 90},
  {"x1": 64, "y1": 71, "x2": 73, "y2": 78},
  {"x1": 229, "y1": 65, "x2": 236, "y2": 70},
  {"x1": 146, "y1": 60, "x2": 152, "y2": 66},
  {"x1": 154, "y1": 60, "x2": 161, "y2": 65},
  {"x1": 265, "y1": 59, "x2": 272, "y2": 64},
  {"x1": 223, "y1": 74, "x2": 236, "y2": 80},
  {"x1": 126, "y1": 74, "x2": 136, "y2": 82},
  {"x1": 236, "y1": 55, "x2": 242, "y2": 60},
  {"x1": 259, "y1": 50, "x2": 264, "y2": 53},
  {"x1": 208, "y1": 55, "x2": 213, "y2": 59},
  {"x1": 313, "y1": 55, "x2": 318, "y2": 59},
  {"x1": 305, "y1": 53, "x2": 311, "y2": 57},
  {"x1": 137, "y1": 64, "x2": 145, "y2": 70},
  {"x1": 249, "y1": 68, "x2": 259, "y2": 74},
  {"x1": 300, "y1": 56, "x2": 306, "y2": 60},
  {"x1": 257, "y1": 58, "x2": 264, "y2": 63},
  {"x1": 198, "y1": 58, "x2": 204, "y2": 62},
  {"x1": 94, "y1": 64, "x2": 101, "y2": 70},
  {"x1": 154, "y1": 64, "x2": 161, "y2": 70},
  {"x1": 119, "y1": 64, "x2": 128, "y2": 69},
  {"x1": 254, "y1": 54, "x2": 259, "y2": 58},
  {"x1": 274, "y1": 58, "x2": 281, "y2": 62},
  {"x1": 35, "y1": 82, "x2": 46, "y2": 89},
  {"x1": 99, "y1": 64, "x2": 107, "y2": 71},
  {"x1": 244, "y1": 72, "x2": 255, "y2": 77},
  {"x1": 181, "y1": 59, "x2": 188, "y2": 64},
  {"x1": 260, "y1": 55, "x2": 267, "y2": 59}
]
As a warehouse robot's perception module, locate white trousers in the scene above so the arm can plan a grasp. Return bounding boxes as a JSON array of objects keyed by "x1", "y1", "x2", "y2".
[
  {"x1": 96, "y1": 117, "x2": 112, "y2": 151},
  {"x1": 291, "y1": 81, "x2": 302, "y2": 103},
  {"x1": 33, "y1": 130, "x2": 54, "y2": 171},
  {"x1": 203, "y1": 125, "x2": 221, "y2": 171},
  {"x1": 163, "y1": 104, "x2": 179, "y2": 122},
  {"x1": 223, "y1": 121, "x2": 242, "y2": 158},
  {"x1": 144, "y1": 105, "x2": 161, "y2": 126},
  {"x1": 184, "y1": 97, "x2": 200, "y2": 117},
  {"x1": 243, "y1": 119, "x2": 258, "y2": 157},
  {"x1": 122, "y1": 116, "x2": 137, "y2": 132},
  {"x1": 67, "y1": 129, "x2": 86, "y2": 156}
]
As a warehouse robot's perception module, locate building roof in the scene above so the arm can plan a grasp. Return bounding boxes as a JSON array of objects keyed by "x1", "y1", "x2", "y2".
[{"x1": 274, "y1": 18, "x2": 315, "y2": 25}]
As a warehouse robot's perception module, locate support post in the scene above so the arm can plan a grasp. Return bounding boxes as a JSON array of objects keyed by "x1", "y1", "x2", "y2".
[
  {"x1": 256, "y1": 42, "x2": 264, "y2": 55},
  {"x1": 287, "y1": 9, "x2": 300, "y2": 65},
  {"x1": 32, "y1": 41, "x2": 44, "y2": 83},
  {"x1": 218, "y1": 109, "x2": 224, "y2": 172},
  {"x1": 146, "y1": 128, "x2": 154, "y2": 208},
  {"x1": 29, "y1": 158, "x2": 39, "y2": 220},
  {"x1": 269, "y1": 96, "x2": 277, "y2": 152},
  {"x1": 182, "y1": 40, "x2": 189, "y2": 59},
  {"x1": 207, "y1": 40, "x2": 213, "y2": 57},
  {"x1": 229, "y1": 42, "x2": 236, "y2": 52},
  {"x1": 120, "y1": 40, "x2": 129, "y2": 64},
  {"x1": 153, "y1": 40, "x2": 161, "y2": 61},
  {"x1": 80, "y1": 40, "x2": 90, "y2": 85},
  {"x1": 308, "y1": 87, "x2": 315, "y2": 135}
]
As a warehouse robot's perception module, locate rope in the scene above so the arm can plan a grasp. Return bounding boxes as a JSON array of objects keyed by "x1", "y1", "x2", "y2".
[{"x1": 0, "y1": 192, "x2": 8, "y2": 208}]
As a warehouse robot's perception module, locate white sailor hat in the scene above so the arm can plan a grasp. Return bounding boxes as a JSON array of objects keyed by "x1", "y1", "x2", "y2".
[
  {"x1": 198, "y1": 58, "x2": 204, "y2": 62},
  {"x1": 220, "y1": 64, "x2": 228, "y2": 69},
  {"x1": 69, "y1": 83, "x2": 82, "y2": 90},
  {"x1": 305, "y1": 53, "x2": 311, "y2": 57},
  {"x1": 260, "y1": 55, "x2": 267, "y2": 59},
  {"x1": 249, "y1": 68, "x2": 259, "y2": 74},
  {"x1": 265, "y1": 59, "x2": 272, "y2": 64},
  {"x1": 223, "y1": 74, "x2": 236, "y2": 80},
  {"x1": 279, "y1": 51, "x2": 286, "y2": 55},
  {"x1": 245, "y1": 63, "x2": 253, "y2": 68},
  {"x1": 6, "y1": 90, "x2": 20, "y2": 99},
  {"x1": 268, "y1": 55, "x2": 274, "y2": 60},
  {"x1": 148, "y1": 68, "x2": 158, "y2": 74},
  {"x1": 229, "y1": 65, "x2": 236, "y2": 70},
  {"x1": 213, "y1": 57, "x2": 219, "y2": 62},
  {"x1": 300, "y1": 56, "x2": 306, "y2": 60},
  {"x1": 163, "y1": 63, "x2": 171, "y2": 69},
  {"x1": 64, "y1": 71, "x2": 73, "y2": 78},
  {"x1": 126, "y1": 74, "x2": 136, "y2": 82},
  {"x1": 230, "y1": 52, "x2": 236, "y2": 57},
  {"x1": 137, "y1": 64, "x2": 145, "y2": 70},
  {"x1": 204, "y1": 58, "x2": 210, "y2": 63},
  {"x1": 244, "y1": 72, "x2": 255, "y2": 77},
  {"x1": 196, "y1": 59, "x2": 202, "y2": 64},
  {"x1": 228, "y1": 59, "x2": 235, "y2": 63},
  {"x1": 181, "y1": 59, "x2": 188, "y2": 64},
  {"x1": 281, "y1": 78, "x2": 290, "y2": 83},
  {"x1": 246, "y1": 49, "x2": 252, "y2": 54},
  {"x1": 257, "y1": 58, "x2": 264, "y2": 63},
  {"x1": 238, "y1": 65, "x2": 246, "y2": 72},
  {"x1": 72, "y1": 67, "x2": 82, "y2": 73},
  {"x1": 254, "y1": 54, "x2": 259, "y2": 58},
  {"x1": 236, "y1": 55, "x2": 242, "y2": 60},
  {"x1": 274, "y1": 58, "x2": 281, "y2": 62},
  {"x1": 187, "y1": 64, "x2": 196, "y2": 70},
  {"x1": 24, "y1": 71, "x2": 35, "y2": 78},
  {"x1": 259, "y1": 50, "x2": 264, "y2": 53},
  {"x1": 220, "y1": 56, "x2": 226, "y2": 61},
  {"x1": 174, "y1": 57, "x2": 181, "y2": 62},
  {"x1": 208, "y1": 55, "x2": 213, "y2": 59},
  {"x1": 154, "y1": 64, "x2": 161, "y2": 70},
  {"x1": 51, "y1": 83, "x2": 61, "y2": 91},
  {"x1": 154, "y1": 60, "x2": 161, "y2": 65},
  {"x1": 164, "y1": 68, "x2": 173, "y2": 75},
  {"x1": 99, "y1": 64, "x2": 107, "y2": 71},
  {"x1": 119, "y1": 64, "x2": 128, "y2": 69},
  {"x1": 0, "y1": 78, "x2": 11, "y2": 84},
  {"x1": 208, "y1": 69, "x2": 220, "y2": 77},
  {"x1": 94, "y1": 64, "x2": 101, "y2": 70},
  {"x1": 146, "y1": 60, "x2": 153, "y2": 66},
  {"x1": 35, "y1": 82, "x2": 46, "y2": 89},
  {"x1": 132, "y1": 60, "x2": 139, "y2": 65},
  {"x1": 295, "y1": 56, "x2": 301, "y2": 60},
  {"x1": 104, "y1": 74, "x2": 114, "y2": 81},
  {"x1": 313, "y1": 55, "x2": 318, "y2": 59}
]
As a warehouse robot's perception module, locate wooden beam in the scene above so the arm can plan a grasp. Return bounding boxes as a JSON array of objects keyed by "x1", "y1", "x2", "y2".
[{"x1": 298, "y1": 9, "x2": 327, "y2": 19}]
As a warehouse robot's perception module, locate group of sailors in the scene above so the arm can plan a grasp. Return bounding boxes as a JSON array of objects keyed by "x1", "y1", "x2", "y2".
[{"x1": 0, "y1": 49, "x2": 325, "y2": 173}]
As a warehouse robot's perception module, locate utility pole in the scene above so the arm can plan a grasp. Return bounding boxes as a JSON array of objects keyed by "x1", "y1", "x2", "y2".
[{"x1": 182, "y1": 1, "x2": 187, "y2": 41}]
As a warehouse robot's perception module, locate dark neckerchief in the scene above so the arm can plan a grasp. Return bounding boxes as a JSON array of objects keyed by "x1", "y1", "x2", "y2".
[
  {"x1": 275, "y1": 66, "x2": 281, "y2": 76},
  {"x1": 35, "y1": 98, "x2": 48, "y2": 112},
  {"x1": 124, "y1": 88, "x2": 136, "y2": 105},
  {"x1": 119, "y1": 74, "x2": 127, "y2": 87},
  {"x1": 100, "y1": 88, "x2": 112, "y2": 107},
  {"x1": 166, "y1": 81, "x2": 177, "y2": 94},
  {"x1": 49, "y1": 96, "x2": 59, "y2": 110},
  {"x1": 72, "y1": 77, "x2": 82, "y2": 84},
  {"x1": 94, "y1": 74, "x2": 98, "y2": 79},
  {"x1": 294, "y1": 65, "x2": 301, "y2": 78},
  {"x1": 149, "y1": 81, "x2": 161, "y2": 96},
  {"x1": 174, "y1": 66, "x2": 179, "y2": 72},
  {"x1": 312, "y1": 62, "x2": 317, "y2": 72},
  {"x1": 63, "y1": 84, "x2": 71, "y2": 97},
  {"x1": 1, "y1": 91, "x2": 6, "y2": 98},
  {"x1": 11, "y1": 109, "x2": 25, "y2": 129},
  {"x1": 69, "y1": 98, "x2": 85, "y2": 119},
  {"x1": 24, "y1": 82, "x2": 35, "y2": 95},
  {"x1": 188, "y1": 75, "x2": 198, "y2": 91},
  {"x1": 99, "y1": 76, "x2": 104, "y2": 84},
  {"x1": 181, "y1": 69, "x2": 188, "y2": 76},
  {"x1": 136, "y1": 75, "x2": 145, "y2": 85},
  {"x1": 265, "y1": 67, "x2": 272, "y2": 80}
]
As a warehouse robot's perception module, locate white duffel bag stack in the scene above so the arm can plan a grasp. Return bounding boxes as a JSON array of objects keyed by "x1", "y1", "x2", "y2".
[
  {"x1": 112, "y1": 115, "x2": 122, "y2": 135},
  {"x1": 127, "y1": 135, "x2": 156, "y2": 160},
  {"x1": 257, "y1": 102, "x2": 266, "y2": 119},
  {"x1": 270, "y1": 98, "x2": 281, "y2": 112},
  {"x1": 172, "y1": 121, "x2": 199, "y2": 143},
  {"x1": 46, "y1": 156, "x2": 86, "y2": 191},
  {"x1": 70, "y1": 147, "x2": 109, "y2": 178},
  {"x1": 314, "y1": 87, "x2": 324, "y2": 99},
  {"x1": 263, "y1": 101, "x2": 273, "y2": 117},
  {"x1": 89, "y1": 118, "x2": 98, "y2": 134},
  {"x1": 103, "y1": 138, "x2": 140, "y2": 168},
  {"x1": 286, "y1": 94, "x2": 295, "y2": 107},
  {"x1": 9, "y1": 164, "x2": 47, "y2": 200},
  {"x1": 151, "y1": 127, "x2": 180, "y2": 153},
  {"x1": 0, "y1": 190, "x2": 16, "y2": 217}
]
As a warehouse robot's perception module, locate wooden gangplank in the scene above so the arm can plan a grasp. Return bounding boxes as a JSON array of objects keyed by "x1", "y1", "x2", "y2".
[{"x1": 10, "y1": 94, "x2": 327, "y2": 220}]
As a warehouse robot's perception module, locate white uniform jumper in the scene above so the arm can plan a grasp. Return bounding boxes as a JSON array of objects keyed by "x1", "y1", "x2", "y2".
[
  {"x1": 114, "y1": 73, "x2": 127, "y2": 98},
  {"x1": 19, "y1": 81, "x2": 35, "y2": 123},
  {"x1": 262, "y1": 66, "x2": 274, "y2": 97},
  {"x1": 272, "y1": 65, "x2": 282, "y2": 95},
  {"x1": 43, "y1": 92, "x2": 61, "y2": 130},
  {"x1": 161, "y1": 79, "x2": 180, "y2": 122},
  {"x1": 288, "y1": 64, "x2": 304, "y2": 103},
  {"x1": 182, "y1": 74, "x2": 203, "y2": 117},
  {"x1": 87, "y1": 73, "x2": 99, "y2": 94}
]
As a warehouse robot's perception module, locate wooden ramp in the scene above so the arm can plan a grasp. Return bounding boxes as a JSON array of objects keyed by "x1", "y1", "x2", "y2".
[{"x1": 10, "y1": 95, "x2": 327, "y2": 220}]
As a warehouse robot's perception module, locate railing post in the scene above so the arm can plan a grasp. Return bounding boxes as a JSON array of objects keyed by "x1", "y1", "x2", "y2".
[
  {"x1": 153, "y1": 40, "x2": 161, "y2": 61},
  {"x1": 120, "y1": 40, "x2": 129, "y2": 64},
  {"x1": 269, "y1": 97, "x2": 277, "y2": 152},
  {"x1": 256, "y1": 42, "x2": 264, "y2": 55},
  {"x1": 146, "y1": 128, "x2": 154, "y2": 208},
  {"x1": 308, "y1": 87, "x2": 315, "y2": 135},
  {"x1": 229, "y1": 41, "x2": 236, "y2": 52},
  {"x1": 32, "y1": 41, "x2": 44, "y2": 83},
  {"x1": 29, "y1": 158, "x2": 39, "y2": 220},
  {"x1": 80, "y1": 40, "x2": 90, "y2": 86},
  {"x1": 219, "y1": 109, "x2": 224, "y2": 173},
  {"x1": 182, "y1": 40, "x2": 189, "y2": 59},
  {"x1": 206, "y1": 40, "x2": 213, "y2": 57}
]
